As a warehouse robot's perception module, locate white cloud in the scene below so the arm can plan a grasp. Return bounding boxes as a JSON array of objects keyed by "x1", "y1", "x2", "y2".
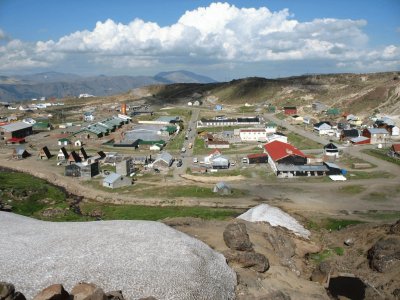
[{"x1": 0, "y1": 3, "x2": 399, "y2": 75}]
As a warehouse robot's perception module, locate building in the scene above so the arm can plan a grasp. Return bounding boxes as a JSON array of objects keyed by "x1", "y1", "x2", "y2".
[
  {"x1": 362, "y1": 128, "x2": 389, "y2": 145},
  {"x1": 204, "y1": 149, "x2": 229, "y2": 169},
  {"x1": 265, "y1": 121, "x2": 277, "y2": 133},
  {"x1": 116, "y1": 158, "x2": 135, "y2": 176},
  {"x1": 266, "y1": 133, "x2": 288, "y2": 144},
  {"x1": 350, "y1": 136, "x2": 370, "y2": 145},
  {"x1": 215, "y1": 105, "x2": 223, "y2": 111},
  {"x1": 83, "y1": 112, "x2": 95, "y2": 122},
  {"x1": 12, "y1": 147, "x2": 30, "y2": 159},
  {"x1": 245, "y1": 153, "x2": 268, "y2": 164},
  {"x1": 312, "y1": 102, "x2": 326, "y2": 112},
  {"x1": 103, "y1": 172, "x2": 132, "y2": 189},
  {"x1": 239, "y1": 129, "x2": 267, "y2": 142},
  {"x1": 314, "y1": 122, "x2": 334, "y2": 136},
  {"x1": 264, "y1": 141, "x2": 308, "y2": 175},
  {"x1": 291, "y1": 115, "x2": 303, "y2": 124},
  {"x1": 197, "y1": 116, "x2": 260, "y2": 128},
  {"x1": 0, "y1": 122, "x2": 33, "y2": 140},
  {"x1": 283, "y1": 106, "x2": 297, "y2": 115},
  {"x1": 388, "y1": 144, "x2": 400, "y2": 158},
  {"x1": 58, "y1": 138, "x2": 70, "y2": 146},
  {"x1": 68, "y1": 151, "x2": 82, "y2": 164},
  {"x1": 213, "y1": 182, "x2": 231, "y2": 195},
  {"x1": 340, "y1": 129, "x2": 359, "y2": 141},
  {"x1": 207, "y1": 140, "x2": 230, "y2": 149},
  {"x1": 152, "y1": 152, "x2": 174, "y2": 169},
  {"x1": 57, "y1": 147, "x2": 69, "y2": 161},
  {"x1": 64, "y1": 161, "x2": 99, "y2": 178},
  {"x1": 33, "y1": 121, "x2": 52, "y2": 132},
  {"x1": 38, "y1": 146, "x2": 52, "y2": 160},
  {"x1": 323, "y1": 143, "x2": 339, "y2": 158}
]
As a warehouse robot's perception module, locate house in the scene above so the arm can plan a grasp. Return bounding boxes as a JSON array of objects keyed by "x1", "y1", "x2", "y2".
[
  {"x1": 388, "y1": 144, "x2": 400, "y2": 158},
  {"x1": 237, "y1": 117, "x2": 260, "y2": 126},
  {"x1": 266, "y1": 132, "x2": 288, "y2": 144},
  {"x1": 291, "y1": 115, "x2": 303, "y2": 124},
  {"x1": 193, "y1": 100, "x2": 201, "y2": 106},
  {"x1": 68, "y1": 151, "x2": 82, "y2": 164},
  {"x1": 197, "y1": 118, "x2": 237, "y2": 128},
  {"x1": 347, "y1": 114, "x2": 362, "y2": 126},
  {"x1": 391, "y1": 126, "x2": 400, "y2": 136},
  {"x1": 303, "y1": 117, "x2": 312, "y2": 125},
  {"x1": 362, "y1": 128, "x2": 389, "y2": 144},
  {"x1": 57, "y1": 147, "x2": 69, "y2": 161},
  {"x1": 103, "y1": 172, "x2": 132, "y2": 189},
  {"x1": 265, "y1": 121, "x2": 277, "y2": 133},
  {"x1": 323, "y1": 143, "x2": 339, "y2": 158},
  {"x1": 12, "y1": 147, "x2": 30, "y2": 159},
  {"x1": 314, "y1": 122, "x2": 334, "y2": 136},
  {"x1": 264, "y1": 141, "x2": 308, "y2": 175},
  {"x1": 149, "y1": 143, "x2": 164, "y2": 151},
  {"x1": 38, "y1": 146, "x2": 52, "y2": 160},
  {"x1": 340, "y1": 129, "x2": 359, "y2": 141},
  {"x1": 65, "y1": 161, "x2": 99, "y2": 178},
  {"x1": 323, "y1": 162, "x2": 343, "y2": 175},
  {"x1": 187, "y1": 101, "x2": 193, "y2": 106},
  {"x1": 0, "y1": 122, "x2": 33, "y2": 139},
  {"x1": 312, "y1": 102, "x2": 326, "y2": 112},
  {"x1": 152, "y1": 151, "x2": 174, "y2": 169},
  {"x1": 283, "y1": 106, "x2": 297, "y2": 115},
  {"x1": 350, "y1": 136, "x2": 370, "y2": 145},
  {"x1": 213, "y1": 182, "x2": 231, "y2": 195},
  {"x1": 239, "y1": 129, "x2": 267, "y2": 142},
  {"x1": 58, "y1": 138, "x2": 70, "y2": 146},
  {"x1": 326, "y1": 108, "x2": 340, "y2": 116},
  {"x1": 116, "y1": 158, "x2": 135, "y2": 176},
  {"x1": 207, "y1": 140, "x2": 230, "y2": 149},
  {"x1": 204, "y1": 149, "x2": 229, "y2": 169},
  {"x1": 33, "y1": 121, "x2": 52, "y2": 132},
  {"x1": 246, "y1": 153, "x2": 268, "y2": 164},
  {"x1": 83, "y1": 112, "x2": 94, "y2": 122}
]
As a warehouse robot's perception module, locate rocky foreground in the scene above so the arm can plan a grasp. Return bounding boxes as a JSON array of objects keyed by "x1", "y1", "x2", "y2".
[{"x1": 0, "y1": 212, "x2": 236, "y2": 300}]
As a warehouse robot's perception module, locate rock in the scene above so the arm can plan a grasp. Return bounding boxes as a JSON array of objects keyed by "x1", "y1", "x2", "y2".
[
  {"x1": 389, "y1": 219, "x2": 400, "y2": 235},
  {"x1": 105, "y1": 291, "x2": 124, "y2": 300},
  {"x1": 367, "y1": 237, "x2": 400, "y2": 272},
  {"x1": 0, "y1": 282, "x2": 26, "y2": 300},
  {"x1": 364, "y1": 286, "x2": 383, "y2": 300},
  {"x1": 41, "y1": 208, "x2": 66, "y2": 218},
  {"x1": 311, "y1": 261, "x2": 332, "y2": 284},
  {"x1": 344, "y1": 238, "x2": 354, "y2": 246},
  {"x1": 71, "y1": 283, "x2": 106, "y2": 300},
  {"x1": 138, "y1": 298, "x2": 157, "y2": 300},
  {"x1": 223, "y1": 222, "x2": 253, "y2": 251},
  {"x1": 33, "y1": 284, "x2": 69, "y2": 300},
  {"x1": 265, "y1": 291, "x2": 291, "y2": 300},
  {"x1": 89, "y1": 209, "x2": 103, "y2": 219},
  {"x1": 0, "y1": 282, "x2": 15, "y2": 299},
  {"x1": 393, "y1": 288, "x2": 400, "y2": 298},
  {"x1": 265, "y1": 228, "x2": 295, "y2": 259},
  {"x1": 224, "y1": 250, "x2": 269, "y2": 273}
]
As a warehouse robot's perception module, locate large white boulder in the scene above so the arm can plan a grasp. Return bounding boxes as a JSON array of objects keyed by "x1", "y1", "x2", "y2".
[{"x1": 0, "y1": 212, "x2": 236, "y2": 299}]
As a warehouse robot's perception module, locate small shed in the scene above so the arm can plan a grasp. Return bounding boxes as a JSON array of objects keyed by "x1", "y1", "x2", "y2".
[
  {"x1": 247, "y1": 153, "x2": 268, "y2": 164},
  {"x1": 57, "y1": 147, "x2": 69, "y2": 161},
  {"x1": 213, "y1": 182, "x2": 231, "y2": 195},
  {"x1": 323, "y1": 143, "x2": 339, "y2": 158},
  {"x1": 58, "y1": 138, "x2": 70, "y2": 146},
  {"x1": 103, "y1": 172, "x2": 132, "y2": 189},
  {"x1": 283, "y1": 106, "x2": 297, "y2": 115},
  {"x1": 38, "y1": 146, "x2": 52, "y2": 160},
  {"x1": 74, "y1": 140, "x2": 82, "y2": 147},
  {"x1": 12, "y1": 147, "x2": 30, "y2": 159}
]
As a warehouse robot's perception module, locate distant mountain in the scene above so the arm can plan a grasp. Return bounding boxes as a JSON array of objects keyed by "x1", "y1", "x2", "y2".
[
  {"x1": 154, "y1": 70, "x2": 216, "y2": 84},
  {"x1": 0, "y1": 71, "x2": 217, "y2": 101}
]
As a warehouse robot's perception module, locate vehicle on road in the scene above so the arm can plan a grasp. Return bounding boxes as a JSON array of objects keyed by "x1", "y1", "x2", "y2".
[
  {"x1": 193, "y1": 157, "x2": 198, "y2": 163},
  {"x1": 181, "y1": 147, "x2": 186, "y2": 153},
  {"x1": 188, "y1": 143, "x2": 193, "y2": 149},
  {"x1": 177, "y1": 160, "x2": 183, "y2": 167}
]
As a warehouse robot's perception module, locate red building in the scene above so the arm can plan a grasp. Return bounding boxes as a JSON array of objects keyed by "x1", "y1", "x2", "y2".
[{"x1": 283, "y1": 106, "x2": 297, "y2": 115}]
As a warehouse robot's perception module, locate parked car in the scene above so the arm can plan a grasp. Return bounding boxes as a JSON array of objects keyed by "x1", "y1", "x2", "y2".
[
  {"x1": 193, "y1": 157, "x2": 198, "y2": 163},
  {"x1": 177, "y1": 160, "x2": 183, "y2": 167},
  {"x1": 181, "y1": 147, "x2": 186, "y2": 153}
]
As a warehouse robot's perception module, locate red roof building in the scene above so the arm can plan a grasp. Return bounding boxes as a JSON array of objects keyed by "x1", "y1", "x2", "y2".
[
  {"x1": 264, "y1": 140, "x2": 306, "y2": 162},
  {"x1": 283, "y1": 106, "x2": 297, "y2": 115}
]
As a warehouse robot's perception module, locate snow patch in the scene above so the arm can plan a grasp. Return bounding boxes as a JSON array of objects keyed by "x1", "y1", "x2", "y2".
[{"x1": 238, "y1": 204, "x2": 310, "y2": 239}]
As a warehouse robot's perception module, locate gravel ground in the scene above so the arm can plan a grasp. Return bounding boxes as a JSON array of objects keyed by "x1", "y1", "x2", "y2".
[{"x1": 0, "y1": 212, "x2": 236, "y2": 299}]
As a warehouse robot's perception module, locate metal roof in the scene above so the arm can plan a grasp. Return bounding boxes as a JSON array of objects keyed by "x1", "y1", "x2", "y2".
[
  {"x1": 367, "y1": 128, "x2": 389, "y2": 134},
  {"x1": 0, "y1": 122, "x2": 32, "y2": 132},
  {"x1": 103, "y1": 172, "x2": 122, "y2": 184},
  {"x1": 277, "y1": 164, "x2": 328, "y2": 172}
]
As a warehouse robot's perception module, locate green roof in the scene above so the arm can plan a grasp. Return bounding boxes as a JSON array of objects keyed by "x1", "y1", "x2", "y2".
[
  {"x1": 163, "y1": 125, "x2": 177, "y2": 133},
  {"x1": 327, "y1": 108, "x2": 340, "y2": 115},
  {"x1": 138, "y1": 140, "x2": 166, "y2": 145},
  {"x1": 58, "y1": 138, "x2": 70, "y2": 142},
  {"x1": 266, "y1": 121, "x2": 277, "y2": 127},
  {"x1": 33, "y1": 122, "x2": 50, "y2": 128}
]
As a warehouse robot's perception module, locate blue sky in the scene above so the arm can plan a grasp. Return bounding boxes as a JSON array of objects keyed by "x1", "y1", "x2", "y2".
[{"x1": 0, "y1": 0, "x2": 399, "y2": 79}]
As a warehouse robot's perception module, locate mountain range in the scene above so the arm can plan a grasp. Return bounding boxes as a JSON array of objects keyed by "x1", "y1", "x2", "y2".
[{"x1": 0, "y1": 70, "x2": 216, "y2": 102}]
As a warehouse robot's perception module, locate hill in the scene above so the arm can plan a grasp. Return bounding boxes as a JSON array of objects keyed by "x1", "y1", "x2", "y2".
[
  {"x1": 0, "y1": 70, "x2": 217, "y2": 101},
  {"x1": 144, "y1": 72, "x2": 400, "y2": 115}
]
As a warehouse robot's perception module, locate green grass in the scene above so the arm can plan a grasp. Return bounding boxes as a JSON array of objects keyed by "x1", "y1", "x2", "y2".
[
  {"x1": 0, "y1": 171, "x2": 66, "y2": 217},
  {"x1": 355, "y1": 210, "x2": 400, "y2": 221},
  {"x1": 362, "y1": 149, "x2": 400, "y2": 166},
  {"x1": 81, "y1": 202, "x2": 240, "y2": 221},
  {"x1": 339, "y1": 153, "x2": 376, "y2": 169},
  {"x1": 286, "y1": 132, "x2": 321, "y2": 149},
  {"x1": 309, "y1": 247, "x2": 344, "y2": 263},
  {"x1": 338, "y1": 185, "x2": 364, "y2": 194},
  {"x1": 197, "y1": 125, "x2": 243, "y2": 133},
  {"x1": 193, "y1": 137, "x2": 207, "y2": 155},
  {"x1": 165, "y1": 131, "x2": 185, "y2": 152},
  {"x1": 362, "y1": 192, "x2": 388, "y2": 202},
  {"x1": 137, "y1": 185, "x2": 247, "y2": 198},
  {"x1": 274, "y1": 112, "x2": 287, "y2": 120},
  {"x1": 237, "y1": 105, "x2": 256, "y2": 113},
  {"x1": 347, "y1": 171, "x2": 393, "y2": 180},
  {"x1": 160, "y1": 107, "x2": 192, "y2": 122},
  {"x1": 307, "y1": 218, "x2": 364, "y2": 231}
]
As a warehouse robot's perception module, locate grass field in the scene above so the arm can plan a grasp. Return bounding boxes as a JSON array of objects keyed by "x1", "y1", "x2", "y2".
[
  {"x1": 347, "y1": 170, "x2": 393, "y2": 180},
  {"x1": 286, "y1": 132, "x2": 322, "y2": 149},
  {"x1": 165, "y1": 131, "x2": 185, "y2": 152},
  {"x1": 339, "y1": 185, "x2": 364, "y2": 194},
  {"x1": 307, "y1": 218, "x2": 364, "y2": 231},
  {"x1": 81, "y1": 202, "x2": 241, "y2": 221},
  {"x1": 362, "y1": 148, "x2": 400, "y2": 166}
]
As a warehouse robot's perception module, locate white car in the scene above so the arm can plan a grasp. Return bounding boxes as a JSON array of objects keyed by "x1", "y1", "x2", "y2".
[{"x1": 193, "y1": 157, "x2": 198, "y2": 163}]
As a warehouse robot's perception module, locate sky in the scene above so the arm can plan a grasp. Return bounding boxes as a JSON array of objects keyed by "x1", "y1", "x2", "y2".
[{"x1": 0, "y1": 0, "x2": 399, "y2": 80}]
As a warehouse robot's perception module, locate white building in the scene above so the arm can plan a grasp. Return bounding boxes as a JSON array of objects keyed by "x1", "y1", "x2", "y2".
[
  {"x1": 239, "y1": 129, "x2": 267, "y2": 142},
  {"x1": 79, "y1": 94, "x2": 95, "y2": 98},
  {"x1": 314, "y1": 122, "x2": 334, "y2": 136},
  {"x1": 103, "y1": 172, "x2": 132, "y2": 189}
]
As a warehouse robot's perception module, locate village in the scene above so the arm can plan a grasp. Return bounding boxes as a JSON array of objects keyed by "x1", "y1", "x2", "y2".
[{"x1": 0, "y1": 94, "x2": 399, "y2": 201}]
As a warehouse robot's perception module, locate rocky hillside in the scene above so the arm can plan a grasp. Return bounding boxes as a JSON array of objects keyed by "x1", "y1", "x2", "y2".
[
  {"x1": 0, "y1": 71, "x2": 216, "y2": 101},
  {"x1": 145, "y1": 72, "x2": 400, "y2": 115}
]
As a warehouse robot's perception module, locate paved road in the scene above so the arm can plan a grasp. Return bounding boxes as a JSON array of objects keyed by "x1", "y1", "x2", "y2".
[{"x1": 173, "y1": 108, "x2": 199, "y2": 179}]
